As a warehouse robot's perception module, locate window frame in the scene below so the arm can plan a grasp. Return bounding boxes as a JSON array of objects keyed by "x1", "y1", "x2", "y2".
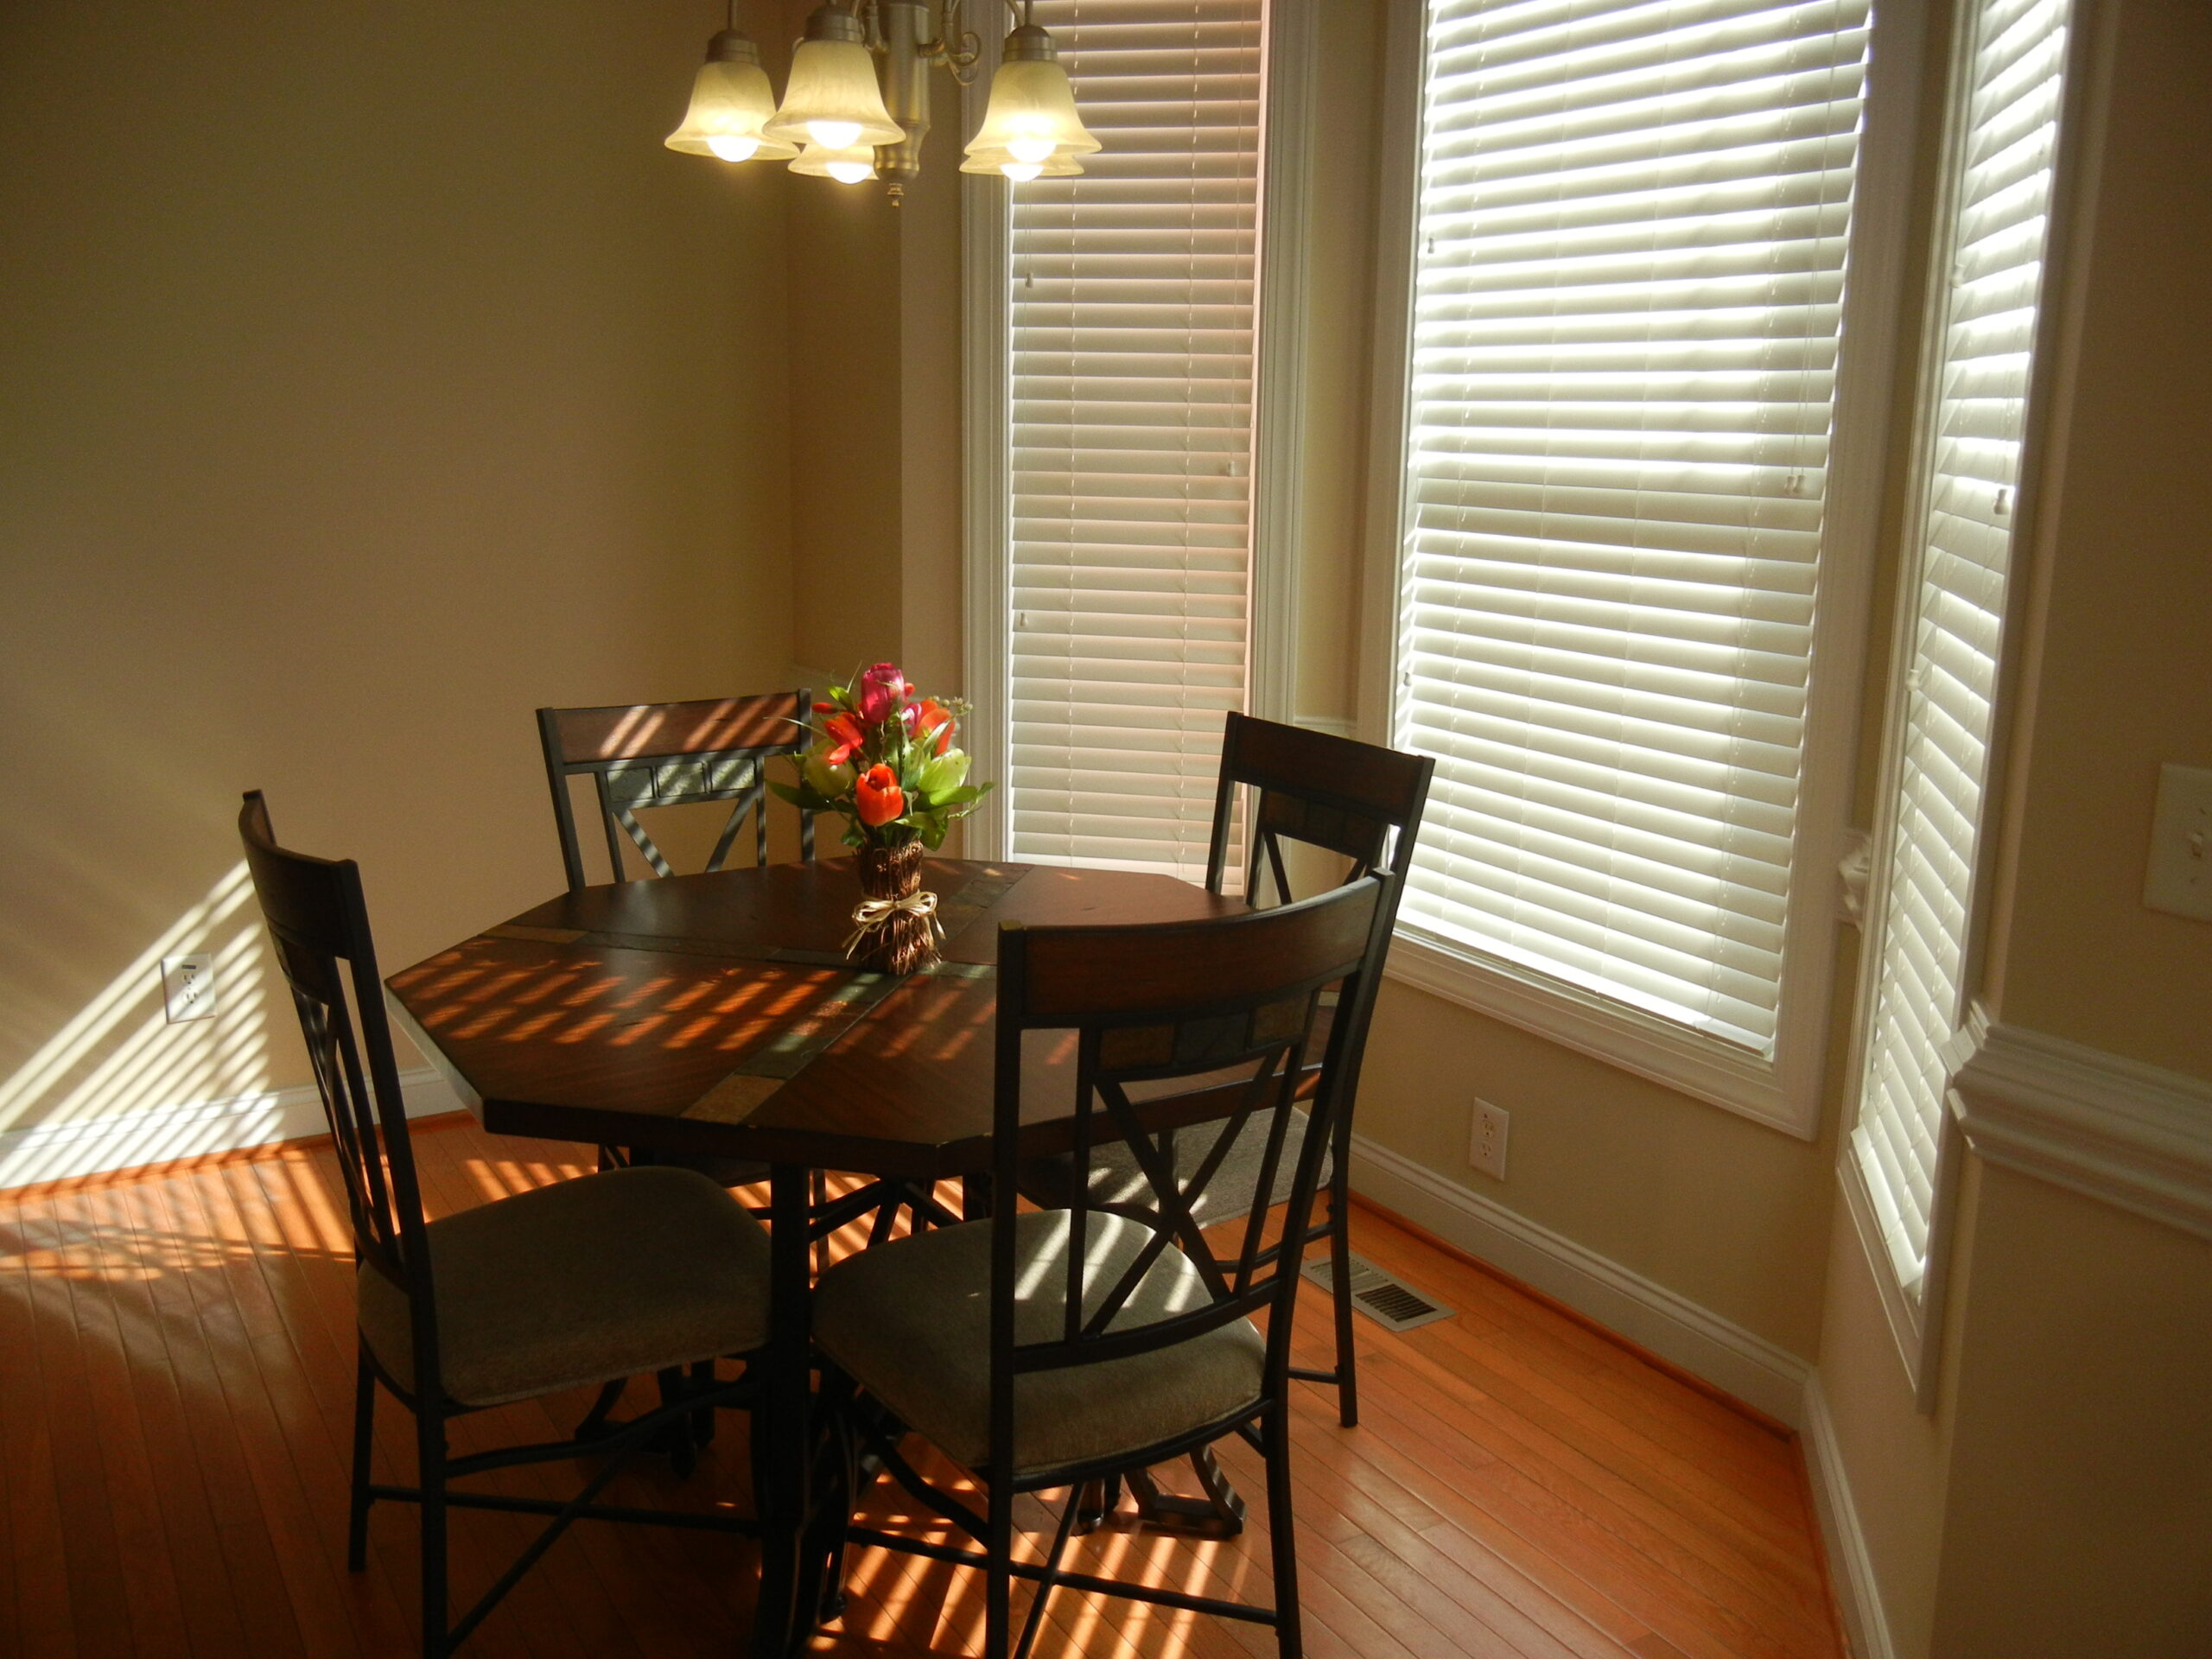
[
  {"x1": 960, "y1": 0, "x2": 1319, "y2": 865},
  {"x1": 1360, "y1": 0, "x2": 1923, "y2": 1140},
  {"x1": 1838, "y1": 0, "x2": 2112, "y2": 1407}
]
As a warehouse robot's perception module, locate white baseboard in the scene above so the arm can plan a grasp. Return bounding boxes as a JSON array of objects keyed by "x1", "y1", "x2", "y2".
[
  {"x1": 1346, "y1": 1132, "x2": 1814, "y2": 1425},
  {"x1": 1801, "y1": 1373, "x2": 1897, "y2": 1659},
  {"x1": 0, "y1": 1066, "x2": 465, "y2": 1192}
]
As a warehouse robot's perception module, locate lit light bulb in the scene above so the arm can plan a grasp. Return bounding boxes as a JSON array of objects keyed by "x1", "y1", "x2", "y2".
[
  {"x1": 810, "y1": 119, "x2": 861, "y2": 149},
  {"x1": 707, "y1": 134, "x2": 761, "y2": 162},
  {"x1": 1001, "y1": 160, "x2": 1044, "y2": 181},
  {"x1": 826, "y1": 159, "x2": 874, "y2": 184},
  {"x1": 1007, "y1": 136, "x2": 1056, "y2": 164}
]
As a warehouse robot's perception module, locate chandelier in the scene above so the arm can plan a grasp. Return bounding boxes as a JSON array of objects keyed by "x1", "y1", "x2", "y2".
[{"x1": 665, "y1": 1, "x2": 1101, "y2": 198}]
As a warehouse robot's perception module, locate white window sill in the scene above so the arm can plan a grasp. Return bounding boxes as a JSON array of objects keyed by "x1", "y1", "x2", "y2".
[{"x1": 1383, "y1": 925, "x2": 1815, "y2": 1138}]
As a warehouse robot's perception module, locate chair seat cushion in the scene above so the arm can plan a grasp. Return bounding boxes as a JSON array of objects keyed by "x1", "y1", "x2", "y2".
[
  {"x1": 1017, "y1": 1104, "x2": 1326, "y2": 1229},
  {"x1": 813, "y1": 1209, "x2": 1266, "y2": 1480},
  {"x1": 358, "y1": 1165, "x2": 771, "y2": 1408}
]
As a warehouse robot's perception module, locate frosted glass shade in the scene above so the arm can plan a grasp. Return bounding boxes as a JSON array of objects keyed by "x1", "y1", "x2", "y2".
[
  {"x1": 789, "y1": 142, "x2": 880, "y2": 184},
  {"x1": 664, "y1": 37, "x2": 797, "y2": 162},
  {"x1": 762, "y1": 21, "x2": 903, "y2": 150},
  {"x1": 961, "y1": 50, "x2": 1100, "y2": 178}
]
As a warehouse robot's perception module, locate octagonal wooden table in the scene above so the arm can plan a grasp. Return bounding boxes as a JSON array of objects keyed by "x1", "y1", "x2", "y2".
[{"x1": 384, "y1": 855, "x2": 1244, "y2": 1655}]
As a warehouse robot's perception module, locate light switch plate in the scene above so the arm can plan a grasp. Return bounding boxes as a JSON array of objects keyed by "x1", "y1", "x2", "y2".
[
  {"x1": 2144, "y1": 763, "x2": 2212, "y2": 921},
  {"x1": 162, "y1": 953, "x2": 216, "y2": 1022}
]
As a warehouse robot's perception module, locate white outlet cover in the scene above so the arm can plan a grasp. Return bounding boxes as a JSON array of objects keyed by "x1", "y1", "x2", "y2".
[
  {"x1": 2144, "y1": 763, "x2": 2212, "y2": 922},
  {"x1": 1469, "y1": 1099, "x2": 1510, "y2": 1180},
  {"x1": 162, "y1": 953, "x2": 217, "y2": 1022}
]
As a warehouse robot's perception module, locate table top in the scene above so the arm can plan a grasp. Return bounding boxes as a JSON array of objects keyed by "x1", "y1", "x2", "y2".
[{"x1": 385, "y1": 857, "x2": 1247, "y2": 1179}]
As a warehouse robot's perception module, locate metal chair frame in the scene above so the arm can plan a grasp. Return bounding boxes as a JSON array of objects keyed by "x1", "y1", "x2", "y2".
[
  {"x1": 537, "y1": 691, "x2": 816, "y2": 891},
  {"x1": 819, "y1": 878, "x2": 1391, "y2": 1659},
  {"x1": 1201, "y1": 712, "x2": 1433, "y2": 1428},
  {"x1": 239, "y1": 792, "x2": 766, "y2": 1658}
]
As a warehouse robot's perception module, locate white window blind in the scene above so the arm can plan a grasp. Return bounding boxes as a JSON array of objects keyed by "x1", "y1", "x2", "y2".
[
  {"x1": 1007, "y1": 0, "x2": 1265, "y2": 879},
  {"x1": 1394, "y1": 0, "x2": 1870, "y2": 1050},
  {"x1": 1853, "y1": 0, "x2": 2069, "y2": 1294}
]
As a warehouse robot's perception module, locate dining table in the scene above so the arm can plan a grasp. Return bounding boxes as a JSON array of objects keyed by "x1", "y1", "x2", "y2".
[{"x1": 382, "y1": 854, "x2": 1249, "y2": 1655}]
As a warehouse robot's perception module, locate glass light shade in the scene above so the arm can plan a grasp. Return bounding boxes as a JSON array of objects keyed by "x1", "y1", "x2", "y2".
[
  {"x1": 762, "y1": 11, "x2": 904, "y2": 151},
  {"x1": 961, "y1": 50, "x2": 1100, "y2": 177},
  {"x1": 664, "y1": 32, "x2": 798, "y2": 162},
  {"x1": 790, "y1": 142, "x2": 880, "y2": 184}
]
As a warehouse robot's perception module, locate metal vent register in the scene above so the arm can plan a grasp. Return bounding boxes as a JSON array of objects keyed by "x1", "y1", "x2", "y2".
[{"x1": 1301, "y1": 1254, "x2": 1453, "y2": 1333}]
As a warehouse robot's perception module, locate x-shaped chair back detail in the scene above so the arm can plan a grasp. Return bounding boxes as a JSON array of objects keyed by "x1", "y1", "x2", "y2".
[{"x1": 537, "y1": 691, "x2": 814, "y2": 890}]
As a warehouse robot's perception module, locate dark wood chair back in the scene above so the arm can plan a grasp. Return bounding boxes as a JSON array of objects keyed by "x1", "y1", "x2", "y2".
[
  {"x1": 990, "y1": 876, "x2": 1387, "y2": 1445},
  {"x1": 537, "y1": 692, "x2": 815, "y2": 890},
  {"x1": 238, "y1": 791, "x2": 442, "y2": 1400},
  {"x1": 1204, "y1": 711, "x2": 1433, "y2": 907},
  {"x1": 1203, "y1": 711, "x2": 1432, "y2": 1118}
]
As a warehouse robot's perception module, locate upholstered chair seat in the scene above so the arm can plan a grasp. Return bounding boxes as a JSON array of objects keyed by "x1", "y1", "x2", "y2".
[
  {"x1": 814, "y1": 1209, "x2": 1266, "y2": 1478},
  {"x1": 357, "y1": 1164, "x2": 771, "y2": 1409}
]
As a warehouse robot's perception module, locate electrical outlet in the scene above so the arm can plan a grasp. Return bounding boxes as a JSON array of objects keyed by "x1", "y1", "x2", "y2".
[
  {"x1": 1469, "y1": 1099, "x2": 1510, "y2": 1180},
  {"x1": 162, "y1": 953, "x2": 216, "y2": 1023},
  {"x1": 2145, "y1": 763, "x2": 2212, "y2": 921}
]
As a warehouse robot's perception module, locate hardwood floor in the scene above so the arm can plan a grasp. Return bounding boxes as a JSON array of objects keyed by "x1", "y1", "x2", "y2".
[{"x1": 0, "y1": 1116, "x2": 1841, "y2": 1659}]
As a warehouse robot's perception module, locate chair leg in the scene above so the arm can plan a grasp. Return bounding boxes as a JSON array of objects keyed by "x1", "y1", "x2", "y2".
[
  {"x1": 985, "y1": 1478, "x2": 1014, "y2": 1659},
  {"x1": 1263, "y1": 1405, "x2": 1303, "y2": 1659},
  {"x1": 690, "y1": 1358, "x2": 717, "y2": 1446},
  {"x1": 347, "y1": 1350, "x2": 377, "y2": 1571},
  {"x1": 418, "y1": 1412, "x2": 451, "y2": 1659},
  {"x1": 1328, "y1": 1170, "x2": 1359, "y2": 1428},
  {"x1": 810, "y1": 1169, "x2": 830, "y2": 1275},
  {"x1": 655, "y1": 1368, "x2": 696, "y2": 1478}
]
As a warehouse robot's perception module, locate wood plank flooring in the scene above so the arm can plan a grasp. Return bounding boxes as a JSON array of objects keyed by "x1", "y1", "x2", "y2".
[{"x1": 0, "y1": 1116, "x2": 1841, "y2": 1659}]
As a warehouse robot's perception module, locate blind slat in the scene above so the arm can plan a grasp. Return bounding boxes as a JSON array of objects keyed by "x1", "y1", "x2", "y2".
[
  {"x1": 1008, "y1": 0, "x2": 1265, "y2": 880},
  {"x1": 1395, "y1": 0, "x2": 1870, "y2": 1048},
  {"x1": 1851, "y1": 0, "x2": 2067, "y2": 1293}
]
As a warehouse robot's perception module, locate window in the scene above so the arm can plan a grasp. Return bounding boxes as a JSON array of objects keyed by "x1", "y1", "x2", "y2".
[
  {"x1": 1852, "y1": 0, "x2": 2071, "y2": 1300},
  {"x1": 1386, "y1": 0, "x2": 1872, "y2": 1122},
  {"x1": 999, "y1": 0, "x2": 1268, "y2": 879}
]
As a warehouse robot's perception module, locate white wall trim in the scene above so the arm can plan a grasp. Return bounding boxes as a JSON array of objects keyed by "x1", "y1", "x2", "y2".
[
  {"x1": 958, "y1": 3, "x2": 1014, "y2": 861},
  {"x1": 1943, "y1": 1007, "x2": 2212, "y2": 1244},
  {"x1": 1247, "y1": 0, "x2": 1318, "y2": 729},
  {"x1": 0, "y1": 1066, "x2": 464, "y2": 1192},
  {"x1": 1801, "y1": 1372, "x2": 1900, "y2": 1659},
  {"x1": 1347, "y1": 1131, "x2": 1812, "y2": 1425}
]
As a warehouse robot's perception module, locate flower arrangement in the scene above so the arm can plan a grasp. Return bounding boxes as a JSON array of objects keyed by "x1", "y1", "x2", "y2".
[
  {"x1": 770, "y1": 664, "x2": 993, "y2": 974},
  {"x1": 769, "y1": 663, "x2": 992, "y2": 850}
]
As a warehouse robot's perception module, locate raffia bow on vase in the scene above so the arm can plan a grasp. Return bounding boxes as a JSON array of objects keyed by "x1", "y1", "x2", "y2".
[{"x1": 844, "y1": 855, "x2": 945, "y2": 976}]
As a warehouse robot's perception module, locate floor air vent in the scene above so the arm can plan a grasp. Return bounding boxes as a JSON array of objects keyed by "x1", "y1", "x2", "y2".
[{"x1": 1302, "y1": 1254, "x2": 1454, "y2": 1333}]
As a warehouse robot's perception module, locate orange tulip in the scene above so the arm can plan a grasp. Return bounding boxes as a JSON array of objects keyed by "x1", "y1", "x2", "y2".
[
  {"x1": 821, "y1": 711, "x2": 868, "y2": 766},
  {"x1": 912, "y1": 698, "x2": 956, "y2": 756},
  {"x1": 855, "y1": 765, "x2": 905, "y2": 828}
]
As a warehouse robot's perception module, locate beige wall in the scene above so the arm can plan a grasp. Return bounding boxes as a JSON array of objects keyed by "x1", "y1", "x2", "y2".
[
  {"x1": 0, "y1": 0, "x2": 797, "y2": 1129},
  {"x1": 1932, "y1": 1168, "x2": 2212, "y2": 1657}
]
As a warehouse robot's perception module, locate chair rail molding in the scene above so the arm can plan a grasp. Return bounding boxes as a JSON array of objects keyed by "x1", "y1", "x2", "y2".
[
  {"x1": 0, "y1": 1066, "x2": 463, "y2": 1192},
  {"x1": 1942, "y1": 1004, "x2": 2212, "y2": 1242}
]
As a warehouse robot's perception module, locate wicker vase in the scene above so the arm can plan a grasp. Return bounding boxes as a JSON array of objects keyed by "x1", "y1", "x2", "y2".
[{"x1": 850, "y1": 839, "x2": 938, "y2": 976}]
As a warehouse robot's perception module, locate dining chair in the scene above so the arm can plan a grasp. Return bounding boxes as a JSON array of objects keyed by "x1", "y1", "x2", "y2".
[
  {"x1": 810, "y1": 876, "x2": 1391, "y2": 1659},
  {"x1": 537, "y1": 690, "x2": 815, "y2": 890},
  {"x1": 537, "y1": 693, "x2": 952, "y2": 1247},
  {"x1": 1019, "y1": 712, "x2": 1433, "y2": 1429},
  {"x1": 239, "y1": 791, "x2": 772, "y2": 1658}
]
